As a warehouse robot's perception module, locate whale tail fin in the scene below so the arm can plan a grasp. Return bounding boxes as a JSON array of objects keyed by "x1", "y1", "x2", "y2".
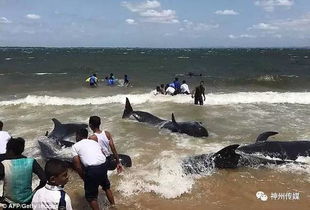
[
  {"x1": 122, "y1": 97, "x2": 134, "y2": 118},
  {"x1": 212, "y1": 144, "x2": 240, "y2": 169},
  {"x1": 256, "y1": 131, "x2": 278, "y2": 142}
]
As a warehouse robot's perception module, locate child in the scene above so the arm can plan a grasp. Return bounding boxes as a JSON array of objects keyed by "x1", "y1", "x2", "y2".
[{"x1": 32, "y1": 159, "x2": 72, "y2": 210}]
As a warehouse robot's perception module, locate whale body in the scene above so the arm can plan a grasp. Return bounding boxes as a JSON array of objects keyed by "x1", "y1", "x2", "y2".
[
  {"x1": 237, "y1": 131, "x2": 310, "y2": 160},
  {"x1": 39, "y1": 119, "x2": 132, "y2": 169},
  {"x1": 122, "y1": 97, "x2": 208, "y2": 137}
]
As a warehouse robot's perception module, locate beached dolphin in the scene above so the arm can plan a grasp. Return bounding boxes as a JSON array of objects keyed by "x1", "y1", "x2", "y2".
[
  {"x1": 38, "y1": 119, "x2": 132, "y2": 169},
  {"x1": 183, "y1": 144, "x2": 289, "y2": 174},
  {"x1": 122, "y1": 97, "x2": 209, "y2": 137},
  {"x1": 237, "y1": 131, "x2": 310, "y2": 161}
]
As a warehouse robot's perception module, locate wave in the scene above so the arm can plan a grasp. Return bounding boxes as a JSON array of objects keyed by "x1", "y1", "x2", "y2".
[
  {"x1": 34, "y1": 72, "x2": 68, "y2": 75},
  {"x1": 1, "y1": 91, "x2": 310, "y2": 106},
  {"x1": 117, "y1": 151, "x2": 198, "y2": 199}
]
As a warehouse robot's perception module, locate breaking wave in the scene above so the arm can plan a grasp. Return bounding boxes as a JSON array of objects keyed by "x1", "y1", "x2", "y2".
[{"x1": 1, "y1": 91, "x2": 310, "y2": 106}]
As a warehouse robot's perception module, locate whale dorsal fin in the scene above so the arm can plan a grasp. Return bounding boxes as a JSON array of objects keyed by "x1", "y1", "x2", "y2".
[
  {"x1": 171, "y1": 113, "x2": 182, "y2": 132},
  {"x1": 256, "y1": 131, "x2": 278, "y2": 142},
  {"x1": 213, "y1": 144, "x2": 240, "y2": 169},
  {"x1": 171, "y1": 113, "x2": 180, "y2": 126},
  {"x1": 122, "y1": 97, "x2": 134, "y2": 119},
  {"x1": 52, "y1": 118, "x2": 62, "y2": 129},
  {"x1": 214, "y1": 144, "x2": 240, "y2": 156}
]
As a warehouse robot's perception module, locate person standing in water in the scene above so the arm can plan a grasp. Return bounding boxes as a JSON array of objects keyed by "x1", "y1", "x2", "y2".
[
  {"x1": 72, "y1": 128, "x2": 112, "y2": 209},
  {"x1": 124, "y1": 74, "x2": 129, "y2": 86},
  {"x1": 108, "y1": 73, "x2": 115, "y2": 85},
  {"x1": 89, "y1": 74, "x2": 98, "y2": 87},
  {"x1": 192, "y1": 81, "x2": 206, "y2": 105},
  {"x1": 88, "y1": 116, "x2": 123, "y2": 173}
]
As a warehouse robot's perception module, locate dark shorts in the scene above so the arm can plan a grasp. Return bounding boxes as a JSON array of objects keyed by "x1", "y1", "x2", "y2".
[
  {"x1": 194, "y1": 96, "x2": 203, "y2": 105},
  {"x1": 84, "y1": 163, "x2": 110, "y2": 201}
]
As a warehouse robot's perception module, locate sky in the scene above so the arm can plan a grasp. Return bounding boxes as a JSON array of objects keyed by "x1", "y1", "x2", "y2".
[{"x1": 0, "y1": 0, "x2": 309, "y2": 48}]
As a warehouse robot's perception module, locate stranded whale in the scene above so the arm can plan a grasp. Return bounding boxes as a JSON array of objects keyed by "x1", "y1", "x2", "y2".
[
  {"x1": 237, "y1": 131, "x2": 310, "y2": 160},
  {"x1": 122, "y1": 97, "x2": 208, "y2": 137},
  {"x1": 183, "y1": 131, "x2": 310, "y2": 174},
  {"x1": 182, "y1": 144, "x2": 289, "y2": 174},
  {"x1": 39, "y1": 118, "x2": 132, "y2": 169}
]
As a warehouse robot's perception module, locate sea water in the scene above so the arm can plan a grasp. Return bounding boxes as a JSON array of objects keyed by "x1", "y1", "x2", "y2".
[{"x1": 0, "y1": 47, "x2": 309, "y2": 209}]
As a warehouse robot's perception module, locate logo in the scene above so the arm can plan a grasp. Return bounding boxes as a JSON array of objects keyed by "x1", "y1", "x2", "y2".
[{"x1": 256, "y1": 191, "x2": 268, "y2": 201}]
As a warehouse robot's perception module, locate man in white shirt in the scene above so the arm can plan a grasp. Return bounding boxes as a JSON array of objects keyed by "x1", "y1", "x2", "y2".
[
  {"x1": 0, "y1": 121, "x2": 11, "y2": 161},
  {"x1": 180, "y1": 80, "x2": 190, "y2": 95},
  {"x1": 165, "y1": 85, "x2": 175, "y2": 95},
  {"x1": 72, "y1": 128, "x2": 114, "y2": 210}
]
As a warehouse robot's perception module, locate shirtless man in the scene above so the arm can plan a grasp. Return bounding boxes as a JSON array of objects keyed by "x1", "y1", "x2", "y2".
[{"x1": 192, "y1": 81, "x2": 206, "y2": 105}]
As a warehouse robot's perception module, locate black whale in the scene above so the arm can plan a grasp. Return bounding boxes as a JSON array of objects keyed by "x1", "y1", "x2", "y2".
[
  {"x1": 182, "y1": 144, "x2": 289, "y2": 174},
  {"x1": 39, "y1": 118, "x2": 132, "y2": 169},
  {"x1": 237, "y1": 131, "x2": 310, "y2": 160},
  {"x1": 122, "y1": 97, "x2": 208, "y2": 137}
]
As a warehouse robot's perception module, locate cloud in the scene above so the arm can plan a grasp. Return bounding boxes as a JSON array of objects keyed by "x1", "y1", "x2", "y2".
[
  {"x1": 273, "y1": 34, "x2": 282, "y2": 38},
  {"x1": 254, "y1": 0, "x2": 294, "y2": 12},
  {"x1": 121, "y1": 1, "x2": 178, "y2": 24},
  {"x1": 26, "y1": 14, "x2": 41, "y2": 20},
  {"x1": 249, "y1": 14, "x2": 310, "y2": 32},
  {"x1": 126, "y1": 19, "x2": 137, "y2": 25},
  {"x1": 249, "y1": 23, "x2": 279, "y2": 30},
  {"x1": 0, "y1": 17, "x2": 11, "y2": 24},
  {"x1": 244, "y1": 14, "x2": 310, "y2": 40},
  {"x1": 229, "y1": 34, "x2": 256, "y2": 39},
  {"x1": 214, "y1": 10, "x2": 239, "y2": 15},
  {"x1": 181, "y1": 20, "x2": 219, "y2": 32},
  {"x1": 274, "y1": 14, "x2": 310, "y2": 32},
  {"x1": 121, "y1": 0, "x2": 160, "y2": 12}
]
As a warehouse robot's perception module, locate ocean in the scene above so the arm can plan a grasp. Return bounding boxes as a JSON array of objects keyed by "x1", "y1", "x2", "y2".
[{"x1": 0, "y1": 47, "x2": 309, "y2": 209}]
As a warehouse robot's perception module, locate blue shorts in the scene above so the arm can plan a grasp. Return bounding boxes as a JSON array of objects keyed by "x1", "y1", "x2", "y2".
[{"x1": 84, "y1": 163, "x2": 110, "y2": 201}]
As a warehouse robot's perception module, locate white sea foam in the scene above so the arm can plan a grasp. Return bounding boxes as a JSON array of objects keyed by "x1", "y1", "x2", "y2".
[
  {"x1": 1, "y1": 91, "x2": 310, "y2": 106},
  {"x1": 34, "y1": 72, "x2": 68, "y2": 75},
  {"x1": 117, "y1": 151, "x2": 196, "y2": 199},
  {"x1": 267, "y1": 157, "x2": 310, "y2": 181}
]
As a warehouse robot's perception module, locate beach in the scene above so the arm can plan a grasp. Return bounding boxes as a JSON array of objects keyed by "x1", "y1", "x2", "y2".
[{"x1": 0, "y1": 47, "x2": 310, "y2": 209}]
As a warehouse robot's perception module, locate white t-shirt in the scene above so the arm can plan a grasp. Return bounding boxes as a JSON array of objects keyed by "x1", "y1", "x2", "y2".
[
  {"x1": 166, "y1": 86, "x2": 175, "y2": 95},
  {"x1": 72, "y1": 139, "x2": 106, "y2": 167},
  {"x1": 0, "y1": 131, "x2": 11, "y2": 154},
  {"x1": 180, "y1": 83, "x2": 190, "y2": 93},
  {"x1": 32, "y1": 184, "x2": 72, "y2": 210}
]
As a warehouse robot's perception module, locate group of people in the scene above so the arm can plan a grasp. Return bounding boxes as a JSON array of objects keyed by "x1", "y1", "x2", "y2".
[
  {"x1": 154, "y1": 78, "x2": 206, "y2": 105},
  {"x1": 0, "y1": 117, "x2": 123, "y2": 210},
  {"x1": 154, "y1": 78, "x2": 190, "y2": 96},
  {"x1": 86, "y1": 73, "x2": 130, "y2": 87}
]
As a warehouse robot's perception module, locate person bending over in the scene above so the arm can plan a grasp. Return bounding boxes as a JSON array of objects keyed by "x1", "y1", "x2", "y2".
[{"x1": 72, "y1": 128, "x2": 113, "y2": 210}]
